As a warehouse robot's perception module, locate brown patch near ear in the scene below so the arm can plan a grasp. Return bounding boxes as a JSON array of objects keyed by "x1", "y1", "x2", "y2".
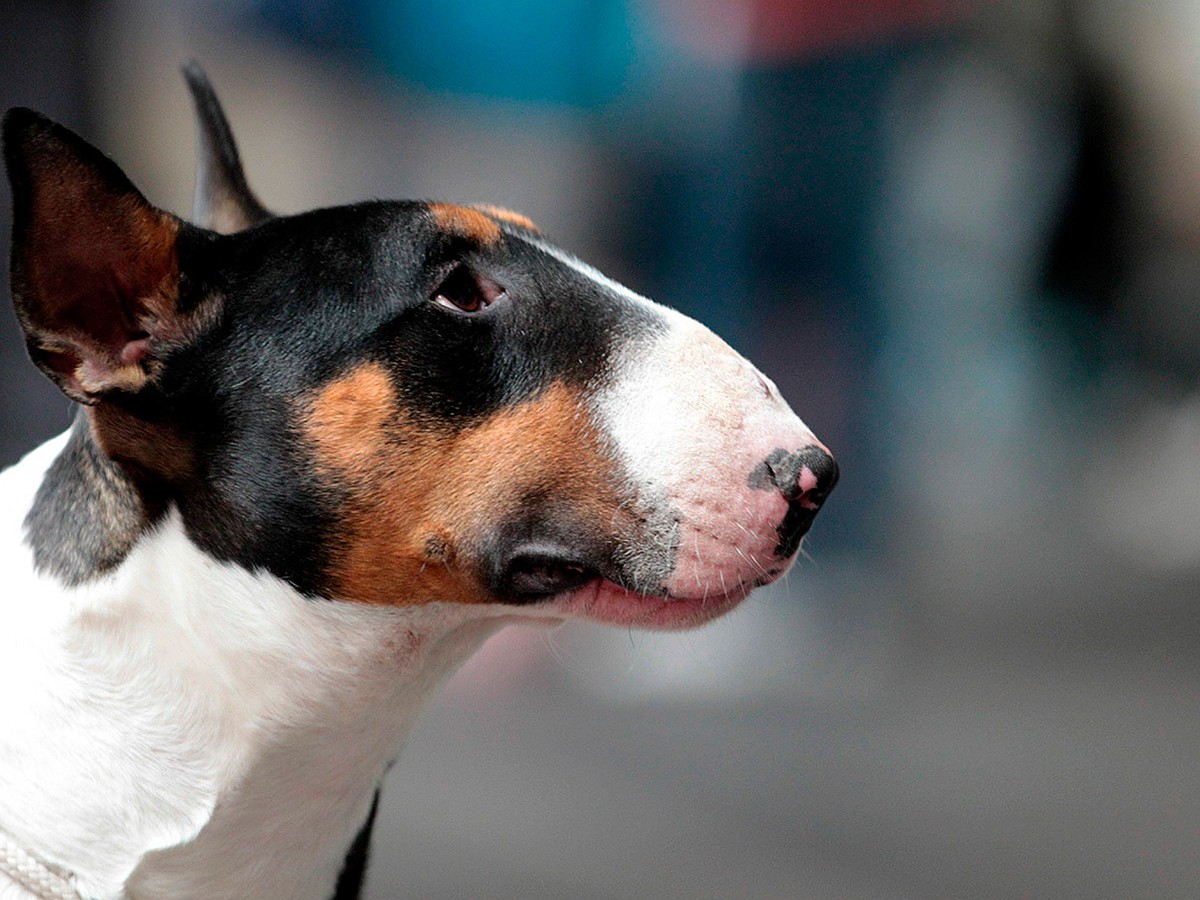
[
  {"x1": 473, "y1": 205, "x2": 540, "y2": 233},
  {"x1": 301, "y1": 369, "x2": 627, "y2": 607},
  {"x1": 428, "y1": 203, "x2": 502, "y2": 245},
  {"x1": 87, "y1": 404, "x2": 196, "y2": 483}
]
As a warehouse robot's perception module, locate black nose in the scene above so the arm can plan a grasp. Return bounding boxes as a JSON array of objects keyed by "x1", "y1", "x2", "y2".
[{"x1": 752, "y1": 446, "x2": 839, "y2": 558}]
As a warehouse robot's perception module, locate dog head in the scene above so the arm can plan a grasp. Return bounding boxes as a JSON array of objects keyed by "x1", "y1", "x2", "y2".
[{"x1": 3, "y1": 66, "x2": 836, "y2": 631}]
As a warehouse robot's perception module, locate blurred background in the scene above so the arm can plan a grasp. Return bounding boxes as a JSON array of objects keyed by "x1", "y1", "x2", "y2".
[{"x1": 3, "y1": 0, "x2": 1200, "y2": 896}]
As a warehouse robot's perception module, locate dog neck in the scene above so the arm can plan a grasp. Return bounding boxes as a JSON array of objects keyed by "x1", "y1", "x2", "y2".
[{"x1": 0, "y1": 432, "x2": 533, "y2": 900}]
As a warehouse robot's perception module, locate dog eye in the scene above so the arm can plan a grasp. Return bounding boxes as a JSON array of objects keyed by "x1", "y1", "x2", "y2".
[{"x1": 432, "y1": 265, "x2": 506, "y2": 313}]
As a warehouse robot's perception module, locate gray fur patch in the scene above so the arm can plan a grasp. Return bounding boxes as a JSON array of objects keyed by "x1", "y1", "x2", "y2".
[
  {"x1": 23, "y1": 415, "x2": 150, "y2": 585},
  {"x1": 610, "y1": 483, "x2": 679, "y2": 596}
]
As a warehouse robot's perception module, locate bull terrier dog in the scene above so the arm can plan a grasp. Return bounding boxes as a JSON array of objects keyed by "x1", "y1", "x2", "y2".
[{"x1": 0, "y1": 64, "x2": 837, "y2": 899}]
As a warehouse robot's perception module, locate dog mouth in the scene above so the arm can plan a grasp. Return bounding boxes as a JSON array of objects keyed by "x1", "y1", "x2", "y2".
[
  {"x1": 553, "y1": 576, "x2": 758, "y2": 630},
  {"x1": 497, "y1": 546, "x2": 782, "y2": 630}
]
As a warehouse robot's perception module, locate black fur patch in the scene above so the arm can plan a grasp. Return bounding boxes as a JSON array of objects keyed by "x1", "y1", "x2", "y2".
[{"x1": 331, "y1": 789, "x2": 380, "y2": 900}]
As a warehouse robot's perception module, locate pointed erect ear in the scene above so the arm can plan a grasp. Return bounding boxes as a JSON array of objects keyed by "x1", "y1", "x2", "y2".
[
  {"x1": 4, "y1": 108, "x2": 211, "y2": 404},
  {"x1": 182, "y1": 60, "x2": 271, "y2": 234}
]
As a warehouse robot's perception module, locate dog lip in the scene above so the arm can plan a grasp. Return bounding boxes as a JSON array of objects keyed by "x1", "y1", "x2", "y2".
[
  {"x1": 660, "y1": 581, "x2": 757, "y2": 604},
  {"x1": 541, "y1": 559, "x2": 788, "y2": 605},
  {"x1": 543, "y1": 574, "x2": 760, "y2": 630}
]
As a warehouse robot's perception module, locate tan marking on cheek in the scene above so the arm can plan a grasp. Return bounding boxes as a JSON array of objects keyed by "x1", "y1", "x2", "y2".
[
  {"x1": 302, "y1": 377, "x2": 625, "y2": 607},
  {"x1": 428, "y1": 203, "x2": 502, "y2": 245},
  {"x1": 303, "y1": 362, "x2": 395, "y2": 474},
  {"x1": 472, "y1": 204, "x2": 540, "y2": 233},
  {"x1": 303, "y1": 362, "x2": 474, "y2": 606}
]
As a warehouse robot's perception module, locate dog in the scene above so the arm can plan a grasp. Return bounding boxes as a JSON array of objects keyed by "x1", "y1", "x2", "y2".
[{"x1": 0, "y1": 63, "x2": 837, "y2": 899}]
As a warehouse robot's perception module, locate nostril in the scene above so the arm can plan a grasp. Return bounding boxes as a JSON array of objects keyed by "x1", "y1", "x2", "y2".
[
  {"x1": 796, "y1": 466, "x2": 823, "y2": 511},
  {"x1": 791, "y1": 446, "x2": 839, "y2": 511},
  {"x1": 751, "y1": 445, "x2": 839, "y2": 558},
  {"x1": 760, "y1": 445, "x2": 838, "y2": 508}
]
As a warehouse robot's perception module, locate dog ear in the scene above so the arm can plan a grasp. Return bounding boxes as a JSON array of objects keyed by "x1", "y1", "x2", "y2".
[
  {"x1": 4, "y1": 108, "x2": 209, "y2": 405},
  {"x1": 182, "y1": 60, "x2": 271, "y2": 234}
]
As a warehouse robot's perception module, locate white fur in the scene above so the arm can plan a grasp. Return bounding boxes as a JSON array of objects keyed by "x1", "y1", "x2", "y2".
[{"x1": 0, "y1": 434, "x2": 552, "y2": 900}]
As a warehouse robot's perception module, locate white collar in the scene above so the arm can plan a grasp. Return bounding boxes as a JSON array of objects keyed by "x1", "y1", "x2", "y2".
[{"x1": 0, "y1": 829, "x2": 90, "y2": 900}]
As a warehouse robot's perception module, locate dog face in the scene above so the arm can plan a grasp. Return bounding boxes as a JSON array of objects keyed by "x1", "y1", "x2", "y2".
[{"x1": 4, "y1": 76, "x2": 836, "y2": 632}]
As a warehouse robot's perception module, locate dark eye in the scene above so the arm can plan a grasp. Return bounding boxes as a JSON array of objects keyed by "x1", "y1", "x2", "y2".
[{"x1": 432, "y1": 265, "x2": 506, "y2": 313}]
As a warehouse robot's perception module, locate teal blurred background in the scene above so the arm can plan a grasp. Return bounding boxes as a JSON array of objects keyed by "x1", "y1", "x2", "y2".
[{"x1": 3, "y1": 2, "x2": 1200, "y2": 897}]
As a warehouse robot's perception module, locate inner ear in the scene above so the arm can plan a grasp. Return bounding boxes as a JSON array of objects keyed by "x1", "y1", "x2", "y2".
[{"x1": 4, "y1": 107, "x2": 197, "y2": 404}]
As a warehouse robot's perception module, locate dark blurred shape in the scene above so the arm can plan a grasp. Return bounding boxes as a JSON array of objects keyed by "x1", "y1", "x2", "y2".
[{"x1": 1043, "y1": 71, "x2": 1127, "y2": 319}]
